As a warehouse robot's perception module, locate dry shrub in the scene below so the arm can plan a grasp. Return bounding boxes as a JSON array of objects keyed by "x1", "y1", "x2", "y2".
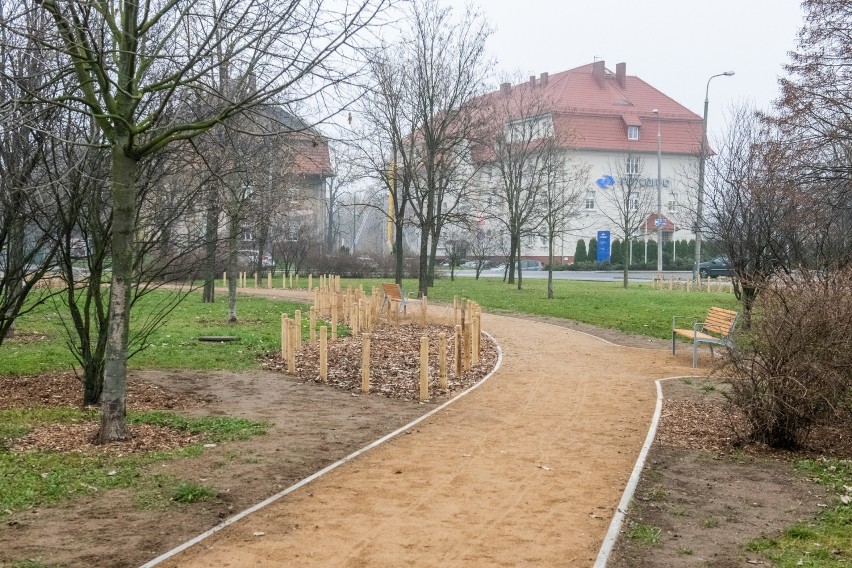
[{"x1": 723, "y1": 268, "x2": 852, "y2": 449}]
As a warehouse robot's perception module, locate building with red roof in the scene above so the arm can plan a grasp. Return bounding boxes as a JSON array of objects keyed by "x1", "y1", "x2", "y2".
[{"x1": 470, "y1": 60, "x2": 703, "y2": 265}]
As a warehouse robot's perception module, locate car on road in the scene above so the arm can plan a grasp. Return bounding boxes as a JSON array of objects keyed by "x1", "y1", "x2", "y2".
[
  {"x1": 519, "y1": 260, "x2": 543, "y2": 271},
  {"x1": 697, "y1": 256, "x2": 733, "y2": 278}
]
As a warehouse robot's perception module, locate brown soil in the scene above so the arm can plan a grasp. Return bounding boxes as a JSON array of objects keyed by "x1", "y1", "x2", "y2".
[{"x1": 1, "y1": 288, "x2": 844, "y2": 567}]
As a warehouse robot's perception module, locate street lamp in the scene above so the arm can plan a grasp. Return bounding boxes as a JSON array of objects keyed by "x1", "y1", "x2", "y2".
[
  {"x1": 694, "y1": 71, "x2": 735, "y2": 281},
  {"x1": 653, "y1": 109, "x2": 662, "y2": 273}
]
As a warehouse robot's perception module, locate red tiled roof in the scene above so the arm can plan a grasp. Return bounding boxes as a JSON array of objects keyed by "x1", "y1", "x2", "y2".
[
  {"x1": 474, "y1": 62, "x2": 704, "y2": 157},
  {"x1": 644, "y1": 213, "x2": 677, "y2": 232},
  {"x1": 288, "y1": 135, "x2": 334, "y2": 177}
]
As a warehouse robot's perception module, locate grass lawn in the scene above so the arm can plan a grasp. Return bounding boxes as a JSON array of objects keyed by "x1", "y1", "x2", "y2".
[
  {"x1": 2, "y1": 290, "x2": 314, "y2": 376},
  {"x1": 341, "y1": 276, "x2": 739, "y2": 340}
]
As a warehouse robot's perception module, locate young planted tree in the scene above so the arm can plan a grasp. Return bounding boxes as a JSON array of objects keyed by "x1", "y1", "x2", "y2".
[
  {"x1": 18, "y1": 0, "x2": 388, "y2": 442},
  {"x1": 403, "y1": 0, "x2": 492, "y2": 296},
  {"x1": 541, "y1": 152, "x2": 586, "y2": 298},
  {"x1": 480, "y1": 75, "x2": 566, "y2": 290},
  {"x1": 594, "y1": 153, "x2": 656, "y2": 287}
]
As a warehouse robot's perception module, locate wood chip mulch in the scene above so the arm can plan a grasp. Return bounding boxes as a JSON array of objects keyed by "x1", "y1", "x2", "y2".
[
  {"x1": 0, "y1": 372, "x2": 209, "y2": 411},
  {"x1": 9, "y1": 423, "x2": 202, "y2": 455},
  {"x1": 260, "y1": 321, "x2": 499, "y2": 401},
  {"x1": 0, "y1": 373, "x2": 210, "y2": 455},
  {"x1": 658, "y1": 398, "x2": 852, "y2": 460}
]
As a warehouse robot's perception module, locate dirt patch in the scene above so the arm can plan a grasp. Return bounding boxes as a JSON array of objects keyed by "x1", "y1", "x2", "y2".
[
  {"x1": 610, "y1": 377, "x2": 852, "y2": 566},
  {"x1": 0, "y1": 326, "x2": 482, "y2": 568}
]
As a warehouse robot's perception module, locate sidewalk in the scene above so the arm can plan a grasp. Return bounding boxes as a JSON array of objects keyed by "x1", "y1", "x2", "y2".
[{"x1": 160, "y1": 296, "x2": 695, "y2": 566}]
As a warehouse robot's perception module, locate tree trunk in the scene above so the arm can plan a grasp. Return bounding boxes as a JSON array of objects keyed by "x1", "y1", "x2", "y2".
[
  {"x1": 202, "y1": 184, "x2": 218, "y2": 303},
  {"x1": 507, "y1": 231, "x2": 518, "y2": 284},
  {"x1": 622, "y1": 237, "x2": 630, "y2": 288},
  {"x1": 417, "y1": 226, "x2": 429, "y2": 297},
  {"x1": 547, "y1": 235, "x2": 554, "y2": 299},
  {"x1": 97, "y1": 143, "x2": 137, "y2": 443},
  {"x1": 394, "y1": 222, "x2": 405, "y2": 284},
  {"x1": 227, "y1": 210, "x2": 240, "y2": 323},
  {"x1": 516, "y1": 238, "x2": 523, "y2": 291}
]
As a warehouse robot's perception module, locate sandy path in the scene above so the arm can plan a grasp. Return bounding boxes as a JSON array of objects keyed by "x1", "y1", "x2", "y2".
[{"x1": 161, "y1": 296, "x2": 696, "y2": 567}]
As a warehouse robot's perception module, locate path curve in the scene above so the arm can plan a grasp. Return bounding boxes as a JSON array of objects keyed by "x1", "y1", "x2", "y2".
[{"x1": 159, "y1": 291, "x2": 697, "y2": 566}]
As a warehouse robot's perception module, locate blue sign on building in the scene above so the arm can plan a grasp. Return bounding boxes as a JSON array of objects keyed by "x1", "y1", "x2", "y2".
[{"x1": 596, "y1": 230, "x2": 611, "y2": 263}]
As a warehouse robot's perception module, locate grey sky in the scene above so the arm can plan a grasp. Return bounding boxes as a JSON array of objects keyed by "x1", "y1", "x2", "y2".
[{"x1": 447, "y1": 0, "x2": 803, "y2": 139}]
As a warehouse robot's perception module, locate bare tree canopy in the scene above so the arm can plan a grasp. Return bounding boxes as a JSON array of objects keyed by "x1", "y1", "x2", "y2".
[{"x1": 3, "y1": 0, "x2": 390, "y2": 443}]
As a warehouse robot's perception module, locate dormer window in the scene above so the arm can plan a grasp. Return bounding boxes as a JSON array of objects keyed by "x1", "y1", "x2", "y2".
[{"x1": 627, "y1": 125, "x2": 640, "y2": 140}]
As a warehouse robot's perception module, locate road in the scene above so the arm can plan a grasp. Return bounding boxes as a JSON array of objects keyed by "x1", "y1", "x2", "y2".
[{"x1": 445, "y1": 269, "x2": 694, "y2": 283}]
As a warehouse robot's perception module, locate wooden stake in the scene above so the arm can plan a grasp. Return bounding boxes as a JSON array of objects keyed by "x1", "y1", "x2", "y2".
[
  {"x1": 454, "y1": 324, "x2": 462, "y2": 376},
  {"x1": 254, "y1": 272, "x2": 258, "y2": 288},
  {"x1": 472, "y1": 311, "x2": 480, "y2": 365},
  {"x1": 281, "y1": 314, "x2": 288, "y2": 360},
  {"x1": 331, "y1": 306, "x2": 338, "y2": 341},
  {"x1": 295, "y1": 309, "x2": 302, "y2": 350},
  {"x1": 439, "y1": 332, "x2": 448, "y2": 389},
  {"x1": 222, "y1": 271, "x2": 227, "y2": 288},
  {"x1": 290, "y1": 273, "x2": 294, "y2": 289},
  {"x1": 361, "y1": 333, "x2": 371, "y2": 393},
  {"x1": 308, "y1": 274, "x2": 313, "y2": 292},
  {"x1": 287, "y1": 320, "x2": 296, "y2": 375},
  {"x1": 420, "y1": 336, "x2": 429, "y2": 401},
  {"x1": 309, "y1": 307, "x2": 316, "y2": 344},
  {"x1": 421, "y1": 295, "x2": 428, "y2": 324},
  {"x1": 319, "y1": 326, "x2": 328, "y2": 382}
]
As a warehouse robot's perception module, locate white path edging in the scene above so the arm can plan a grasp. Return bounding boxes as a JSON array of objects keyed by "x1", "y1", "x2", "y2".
[
  {"x1": 593, "y1": 375, "x2": 693, "y2": 567},
  {"x1": 140, "y1": 332, "x2": 503, "y2": 568}
]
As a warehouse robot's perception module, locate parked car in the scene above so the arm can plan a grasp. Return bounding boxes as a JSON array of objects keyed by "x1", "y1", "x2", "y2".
[
  {"x1": 697, "y1": 256, "x2": 733, "y2": 278},
  {"x1": 518, "y1": 260, "x2": 543, "y2": 271}
]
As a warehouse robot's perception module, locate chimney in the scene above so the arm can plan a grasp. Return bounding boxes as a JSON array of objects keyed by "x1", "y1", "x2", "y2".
[
  {"x1": 539, "y1": 72, "x2": 549, "y2": 87},
  {"x1": 616, "y1": 62, "x2": 626, "y2": 88},
  {"x1": 529, "y1": 75, "x2": 536, "y2": 88},
  {"x1": 592, "y1": 60, "x2": 605, "y2": 85},
  {"x1": 500, "y1": 82, "x2": 511, "y2": 96}
]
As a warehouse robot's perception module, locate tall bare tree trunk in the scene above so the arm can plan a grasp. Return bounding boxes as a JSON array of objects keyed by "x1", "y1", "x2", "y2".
[
  {"x1": 227, "y1": 210, "x2": 240, "y2": 323},
  {"x1": 202, "y1": 184, "x2": 218, "y2": 303},
  {"x1": 547, "y1": 237, "x2": 554, "y2": 299},
  {"x1": 97, "y1": 142, "x2": 136, "y2": 443}
]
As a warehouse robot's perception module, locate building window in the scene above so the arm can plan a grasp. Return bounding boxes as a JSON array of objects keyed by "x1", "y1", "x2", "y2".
[
  {"x1": 626, "y1": 157, "x2": 640, "y2": 176},
  {"x1": 585, "y1": 191, "x2": 596, "y2": 210},
  {"x1": 667, "y1": 192, "x2": 678, "y2": 212},
  {"x1": 627, "y1": 125, "x2": 640, "y2": 140},
  {"x1": 506, "y1": 114, "x2": 554, "y2": 142},
  {"x1": 629, "y1": 195, "x2": 639, "y2": 211}
]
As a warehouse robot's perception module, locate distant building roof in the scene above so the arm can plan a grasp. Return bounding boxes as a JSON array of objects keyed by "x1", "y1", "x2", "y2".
[
  {"x1": 254, "y1": 106, "x2": 334, "y2": 177},
  {"x1": 474, "y1": 61, "x2": 704, "y2": 158}
]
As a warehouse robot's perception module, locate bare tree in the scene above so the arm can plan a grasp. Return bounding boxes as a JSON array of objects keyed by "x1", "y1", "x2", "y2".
[
  {"x1": 13, "y1": 0, "x2": 389, "y2": 442},
  {"x1": 704, "y1": 104, "x2": 798, "y2": 328},
  {"x1": 477, "y1": 75, "x2": 569, "y2": 290},
  {"x1": 541, "y1": 155, "x2": 587, "y2": 297},
  {"x1": 594, "y1": 153, "x2": 657, "y2": 288},
  {"x1": 0, "y1": 7, "x2": 61, "y2": 343},
  {"x1": 773, "y1": 0, "x2": 852, "y2": 269}
]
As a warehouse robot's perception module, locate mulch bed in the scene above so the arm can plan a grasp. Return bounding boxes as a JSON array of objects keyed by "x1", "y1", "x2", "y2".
[{"x1": 260, "y1": 321, "x2": 499, "y2": 401}]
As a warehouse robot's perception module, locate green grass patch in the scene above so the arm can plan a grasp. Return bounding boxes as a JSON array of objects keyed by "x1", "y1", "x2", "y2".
[
  {"x1": 627, "y1": 522, "x2": 662, "y2": 546},
  {"x1": 3, "y1": 291, "x2": 311, "y2": 375},
  {"x1": 0, "y1": 409, "x2": 267, "y2": 516},
  {"x1": 342, "y1": 276, "x2": 737, "y2": 340},
  {"x1": 171, "y1": 481, "x2": 217, "y2": 503},
  {"x1": 747, "y1": 458, "x2": 852, "y2": 567}
]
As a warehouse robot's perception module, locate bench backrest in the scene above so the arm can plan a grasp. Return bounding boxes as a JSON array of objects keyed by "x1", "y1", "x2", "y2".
[
  {"x1": 703, "y1": 307, "x2": 738, "y2": 337},
  {"x1": 382, "y1": 282, "x2": 403, "y2": 301}
]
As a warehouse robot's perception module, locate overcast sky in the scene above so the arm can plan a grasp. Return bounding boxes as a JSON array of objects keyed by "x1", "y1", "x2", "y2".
[{"x1": 445, "y1": 0, "x2": 804, "y2": 140}]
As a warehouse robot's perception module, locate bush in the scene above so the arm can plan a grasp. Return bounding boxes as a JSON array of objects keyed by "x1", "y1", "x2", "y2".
[{"x1": 723, "y1": 268, "x2": 852, "y2": 449}]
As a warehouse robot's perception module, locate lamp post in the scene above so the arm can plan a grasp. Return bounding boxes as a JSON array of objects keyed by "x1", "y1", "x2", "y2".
[
  {"x1": 694, "y1": 71, "x2": 735, "y2": 281},
  {"x1": 653, "y1": 109, "x2": 662, "y2": 273}
]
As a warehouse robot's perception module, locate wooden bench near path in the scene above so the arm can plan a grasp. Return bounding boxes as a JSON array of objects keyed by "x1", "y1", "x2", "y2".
[{"x1": 672, "y1": 306, "x2": 739, "y2": 367}]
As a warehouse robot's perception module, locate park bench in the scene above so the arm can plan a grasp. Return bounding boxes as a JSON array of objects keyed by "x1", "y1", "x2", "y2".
[
  {"x1": 672, "y1": 306, "x2": 739, "y2": 368},
  {"x1": 380, "y1": 282, "x2": 412, "y2": 314}
]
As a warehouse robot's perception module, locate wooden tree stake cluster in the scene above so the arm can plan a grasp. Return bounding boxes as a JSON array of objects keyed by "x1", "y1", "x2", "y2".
[
  {"x1": 361, "y1": 333, "x2": 371, "y2": 393},
  {"x1": 651, "y1": 276, "x2": 734, "y2": 294},
  {"x1": 452, "y1": 299, "x2": 482, "y2": 371}
]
